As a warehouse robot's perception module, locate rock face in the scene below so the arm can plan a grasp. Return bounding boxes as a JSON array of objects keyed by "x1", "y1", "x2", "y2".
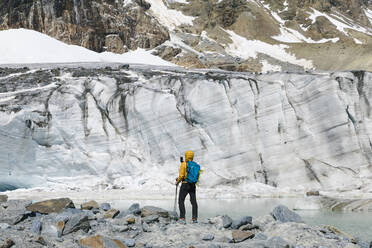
[
  {"x1": 0, "y1": 0, "x2": 169, "y2": 53},
  {"x1": 0, "y1": 66, "x2": 371, "y2": 193},
  {"x1": 0, "y1": 0, "x2": 372, "y2": 72},
  {"x1": 26, "y1": 198, "x2": 75, "y2": 214}
]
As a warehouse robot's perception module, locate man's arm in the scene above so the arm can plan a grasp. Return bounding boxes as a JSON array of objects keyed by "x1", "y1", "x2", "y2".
[{"x1": 176, "y1": 162, "x2": 187, "y2": 184}]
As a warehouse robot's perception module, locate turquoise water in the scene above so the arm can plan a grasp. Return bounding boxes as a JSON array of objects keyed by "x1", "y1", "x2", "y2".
[{"x1": 111, "y1": 198, "x2": 372, "y2": 242}]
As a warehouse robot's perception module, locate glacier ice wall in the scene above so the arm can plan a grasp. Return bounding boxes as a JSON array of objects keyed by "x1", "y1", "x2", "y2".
[{"x1": 0, "y1": 66, "x2": 371, "y2": 191}]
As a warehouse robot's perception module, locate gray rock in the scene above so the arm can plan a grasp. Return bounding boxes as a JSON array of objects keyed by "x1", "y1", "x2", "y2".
[
  {"x1": 141, "y1": 206, "x2": 168, "y2": 218},
  {"x1": 100, "y1": 203, "x2": 111, "y2": 211},
  {"x1": 0, "y1": 222, "x2": 10, "y2": 229},
  {"x1": 239, "y1": 223, "x2": 259, "y2": 231},
  {"x1": 266, "y1": 236, "x2": 291, "y2": 248},
  {"x1": 30, "y1": 219, "x2": 42, "y2": 234},
  {"x1": 142, "y1": 214, "x2": 159, "y2": 223},
  {"x1": 253, "y1": 233, "x2": 268, "y2": 240},
  {"x1": 121, "y1": 238, "x2": 135, "y2": 247},
  {"x1": 128, "y1": 203, "x2": 141, "y2": 215},
  {"x1": 142, "y1": 222, "x2": 150, "y2": 232},
  {"x1": 202, "y1": 233, "x2": 215, "y2": 241},
  {"x1": 62, "y1": 213, "x2": 90, "y2": 235},
  {"x1": 207, "y1": 244, "x2": 221, "y2": 248},
  {"x1": 167, "y1": 211, "x2": 178, "y2": 220},
  {"x1": 222, "y1": 215, "x2": 232, "y2": 228},
  {"x1": 112, "y1": 225, "x2": 129, "y2": 232},
  {"x1": 271, "y1": 205, "x2": 304, "y2": 223},
  {"x1": 231, "y1": 216, "x2": 253, "y2": 229}
]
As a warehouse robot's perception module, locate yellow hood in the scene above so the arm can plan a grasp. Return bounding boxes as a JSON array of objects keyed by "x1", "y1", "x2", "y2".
[{"x1": 185, "y1": 150, "x2": 194, "y2": 162}]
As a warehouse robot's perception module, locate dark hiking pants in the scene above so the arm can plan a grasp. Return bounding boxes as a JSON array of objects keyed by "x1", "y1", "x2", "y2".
[{"x1": 178, "y1": 183, "x2": 198, "y2": 219}]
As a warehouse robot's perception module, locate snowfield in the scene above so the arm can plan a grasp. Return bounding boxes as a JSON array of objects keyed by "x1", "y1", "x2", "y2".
[{"x1": 0, "y1": 29, "x2": 176, "y2": 66}]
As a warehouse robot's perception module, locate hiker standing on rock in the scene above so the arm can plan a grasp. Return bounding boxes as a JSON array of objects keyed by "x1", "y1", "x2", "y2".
[{"x1": 176, "y1": 150, "x2": 201, "y2": 223}]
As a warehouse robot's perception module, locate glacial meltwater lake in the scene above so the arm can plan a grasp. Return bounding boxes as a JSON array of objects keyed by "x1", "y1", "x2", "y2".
[{"x1": 110, "y1": 198, "x2": 372, "y2": 242}]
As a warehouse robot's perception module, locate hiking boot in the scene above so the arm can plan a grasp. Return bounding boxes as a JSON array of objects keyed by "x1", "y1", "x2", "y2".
[
  {"x1": 191, "y1": 218, "x2": 198, "y2": 223},
  {"x1": 178, "y1": 218, "x2": 186, "y2": 224}
]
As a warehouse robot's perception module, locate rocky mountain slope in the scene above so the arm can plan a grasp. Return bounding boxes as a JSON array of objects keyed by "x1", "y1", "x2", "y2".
[
  {"x1": 0, "y1": 65, "x2": 371, "y2": 193},
  {"x1": 1, "y1": 0, "x2": 372, "y2": 72}
]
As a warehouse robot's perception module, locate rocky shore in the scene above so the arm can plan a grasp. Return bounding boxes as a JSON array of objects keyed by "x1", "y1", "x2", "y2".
[{"x1": 0, "y1": 194, "x2": 370, "y2": 248}]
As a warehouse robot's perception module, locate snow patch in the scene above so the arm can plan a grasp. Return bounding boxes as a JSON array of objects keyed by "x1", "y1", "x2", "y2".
[
  {"x1": 307, "y1": 8, "x2": 372, "y2": 36},
  {"x1": 273, "y1": 27, "x2": 339, "y2": 43},
  {"x1": 145, "y1": 0, "x2": 195, "y2": 30},
  {"x1": 224, "y1": 29, "x2": 313, "y2": 69},
  {"x1": 354, "y1": 38, "x2": 363, "y2": 44},
  {"x1": 365, "y1": 8, "x2": 372, "y2": 26},
  {"x1": 0, "y1": 29, "x2": 176, "y2": 66},
  {"x1": 261, "y1": 60, "x2": 282, "y2": 72}
]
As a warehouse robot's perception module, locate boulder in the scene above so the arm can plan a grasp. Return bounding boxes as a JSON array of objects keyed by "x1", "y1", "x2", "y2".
[
  {"x1": 222, "y1": 215, "x2": 233, "y2": 228},
  {"x1": 124, "y1": 215, "x2": 136, "y2": 224},
  {"x1": 202, "y1": 233, "x2": 215, "y2": 241},
  {"x1": 112, "y1": 225, "x2": 129, "y2": 232},
  {"x1": 104, "y1": 209, "x2": 120, "y2": 219},
  {"x1": 271, "y1": 205, "x2": 304, "y2": 223},
  {"x1": 142, "y1": 214, "x2": 159, "y2": 224},
  {"x1": 0, "y1": 223, "x2": 10, "y2": 229},
  {"x1": 121, "y1": 239, "x2": 135, "y2": 247},
  {"x1": 239, "y1": 223, "x2": 259, "y2": 231},
  {"x1": 79, "y1": 235, "x2": 127, "y2": 248},
  {"x1": 142, "y1": 222, "x2": 150, "y2": 232},
  {"x1": 266, "y1": 236, "x2": 291, "y2": 248},
  {"x1": 100, "y1": 203, "x2": 111, "y2": 211},
  {"x1": 231, "y1": 216, "x2": 252, "y2": 229},
  {"x1": 1, "y1": 238, "x2": 14, "y2": 248},
  {"x1": 31, "y1": 219, "x2": 42, "y2": 234},
  {"x1": 128, "y1": 203, "x2": 141, "y2": 215},
  {"x1": 62, "y1": 213, "x2": 90, "y2": 235},
  {"x1": 0, "y1": 195, "x2": 8, "y2": 203},
  {"x1": 26, "y1": 198, "x2": 75, "y2": 214},
  {"x1": 167, "y1": 211, "x2": 178, "y2": 220},
  {"x1": 253, "y1": 233, "x2": 268, "y2": 240},
  {"x1": 81, "y1": 201, "x2": 99, "y2": 210},
  {"x1": 232, "y1": 230, "x2": 254, "y2": 243},
  {"x1": 141, "y1": 206, "x2": 168, "y2": 218}
]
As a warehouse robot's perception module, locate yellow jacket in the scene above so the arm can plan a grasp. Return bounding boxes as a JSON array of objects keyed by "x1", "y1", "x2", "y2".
[{"x1": 177, "y1": 150, "x2": 194, "y2": 184}]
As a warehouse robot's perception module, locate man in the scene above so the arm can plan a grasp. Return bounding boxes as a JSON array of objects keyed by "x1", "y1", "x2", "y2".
[{"x1": 176, "y1": 150, "x2": 199, "y2": 223}]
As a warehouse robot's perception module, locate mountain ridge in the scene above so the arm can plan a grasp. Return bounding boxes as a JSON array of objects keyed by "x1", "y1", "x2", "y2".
[{"x1": 0, "y1": 0, "x2": 372, "y2": 72}]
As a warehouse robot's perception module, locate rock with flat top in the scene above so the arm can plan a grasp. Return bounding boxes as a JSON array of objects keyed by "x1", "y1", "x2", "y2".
[
  {"x1": 104, "y1": 209, "x2": 120, "y2": 219},
  {"x1": 26, "y1": 198, "x2": 75, "y2": 214},
  {"x1": 79, "y1": 235, "x2": 127, "y2": 248},
  {"x1": 141, "y1": 206, "x2": 168, "y2": 218},
  {"x1": 232, "y1": 230, "x2": 254, "y2": 243},
  {"x1": 81, "y1": 200, "x2": 99, "y2": 210}
]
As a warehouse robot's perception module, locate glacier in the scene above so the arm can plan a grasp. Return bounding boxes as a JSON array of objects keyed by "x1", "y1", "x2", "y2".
[{"x1": 0, "y1": 65, "x2": 371, "y2": 195}]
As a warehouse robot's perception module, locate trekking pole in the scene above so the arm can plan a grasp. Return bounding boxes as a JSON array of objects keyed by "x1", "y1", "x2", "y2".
[{"x1": 173, "y1": 183, "x2": 178, "y2": 213}]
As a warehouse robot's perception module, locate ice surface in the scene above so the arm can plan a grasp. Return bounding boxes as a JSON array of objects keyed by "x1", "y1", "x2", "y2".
[{"x1": 0, "y1": 67, "x2": 371, "y2": 198}]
